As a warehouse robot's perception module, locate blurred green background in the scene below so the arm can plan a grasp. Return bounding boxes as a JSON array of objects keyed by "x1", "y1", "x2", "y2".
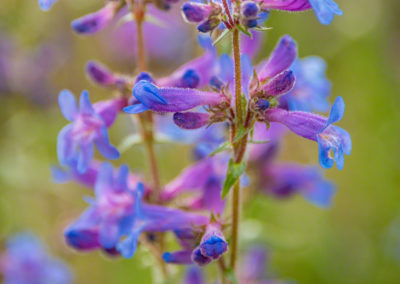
[{"x1": 1, "y1": 0, "x2": 400, "y2": 283}]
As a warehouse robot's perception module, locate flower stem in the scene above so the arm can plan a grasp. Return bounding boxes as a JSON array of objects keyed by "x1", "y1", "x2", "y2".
[
  {"x1": 232, "y1": 29, "x2": 243, "y2": 126},
  {"x1": 133, "y1": 3, "x2": 161, "y2": 198},
  {"x1": 131, "y1": 2, "x2": 167, "y2": 280},
  {"x1": 229, "y1": 27, "x2": 246, "y2": 276}
]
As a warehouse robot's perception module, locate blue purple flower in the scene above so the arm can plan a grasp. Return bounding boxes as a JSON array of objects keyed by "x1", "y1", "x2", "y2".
[
  {"x1": 57, "y1": 90, "x2": 122, "y2": 173},
  {"x1": 264, "y1": 96, "x2": 351, "y2": 169}
]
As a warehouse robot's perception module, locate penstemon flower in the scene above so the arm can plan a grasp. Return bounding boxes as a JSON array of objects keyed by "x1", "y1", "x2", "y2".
[
  {"x1": 264, "y1": 96, "x2": 351, "y2": 169},
  {"x1": 57, "y1": 90, "x2": 124, "y2": 173}
]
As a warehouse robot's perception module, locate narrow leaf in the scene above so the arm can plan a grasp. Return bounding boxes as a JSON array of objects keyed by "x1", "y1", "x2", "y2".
[
  {"x1": 253, "y1": 26, "x2": 272, "y2": 32},
  {"x1": 208, "y1": 141, "x2": 231, "y2": 157},
  {"x1": 248, "y1": 139, "x2": 270, "y2": 144},
  {"x1": 236, "y1": 25, "x2": 252, "y2": 37},
  {"x1": 213, "y1": 29, "x2": 231, "y2": 46},
  {"x1": 221, "y1": 159, "x2": 246, "y2": 199}
]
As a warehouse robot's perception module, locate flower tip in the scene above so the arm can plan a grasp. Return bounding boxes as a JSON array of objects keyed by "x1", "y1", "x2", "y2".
[
  {"x1": 86, "y1": 61, "x2": 115, "y2": 86},
  {"x1": 133, "y1": 80, "x2": 167, "y2": 106}
]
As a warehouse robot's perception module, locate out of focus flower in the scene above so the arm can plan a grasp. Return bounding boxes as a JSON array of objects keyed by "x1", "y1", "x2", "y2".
[
  {"x1": 262, "y1": 163, "x2": 336, "y2": 207},
  {"x1": 106, "y1": 5, "x2": 194, "y2": 64},
  {"x1": 65, "y1": 168, "x2": 208, "y2": 258},
  {"x1": 249, "y1": 123, "x2": 335, "y2": 207},
  {"x1": 0, "y1": 233, "x2": 72, "y2": 284},
  {"x1": 161, "y1": 156, "x2": 227, "y2": 214},
  {"x1": 182, "y1": 266, "x2": 205, "y2": 284},
  {"x1": 71, "y1": 2, "x2": 119, "y2": 35},
  {"x1": 57, "y1": 90, "x2": 124, "y2": 173},
  {"x1": 281, "y1": 56, "x2": 332, "y2": 112}
]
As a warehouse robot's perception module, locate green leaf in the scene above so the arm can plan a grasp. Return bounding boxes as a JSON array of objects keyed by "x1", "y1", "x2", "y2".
[
  {"x1": 118, "y1": 134, "x2": 142, "y2": 153},
  {"x1": 212, "y1": 29, "x2": 231, "y2": 46},
  {"x1": 224, "y1": 269, "x2": 239, "y2": 284},
  {"x1": 248, "y1": 139, "x2": 270, "y2": 144},
  {"x1": 236, "y1": 24, "x2": 252, "y2": 37},
  {"x1": 253, "y1": 26, "x2": 272, "y2": 32},
  {"x1": 208, "y1": 141, "x2": 231, "y2": 157},
  {"x1": 221, "y1": 159, "x2": 246, "y2": 199}
]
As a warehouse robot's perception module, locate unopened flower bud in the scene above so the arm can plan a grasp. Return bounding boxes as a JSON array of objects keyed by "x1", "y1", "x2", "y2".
[
  {"x1": 263, "y1": 70, "x2": 295, "y2": 97},
  {"x1": 241, "y1": 1, "x2": 259, "y2": 18},
  {"x1": 86, "y1": 61, "x2": 115, "y2": 86},
  {"x1": 173, "y1": 112, "x2": 210, "y2": 129},
  {"x1": 199, "y1": 223, "x2": 228, "y2": 260}
]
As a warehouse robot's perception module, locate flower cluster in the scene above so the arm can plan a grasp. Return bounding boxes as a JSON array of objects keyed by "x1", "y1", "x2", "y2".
[{"x1": 37, "y1": 0, "x2": 351, "y2": 282}]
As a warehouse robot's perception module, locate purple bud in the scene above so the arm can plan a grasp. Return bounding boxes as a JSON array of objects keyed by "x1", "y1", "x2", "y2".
[
  {"x1": 182, "y1": 3, "x2": 213, "y2": 22},
  {"x1": 191, "y1": 247, "x2": 212, "y2": 266},
  {"x1": 173, "y1": 112, "x2": 210, "y2": 129},
  {"x1": 179, "y1": 69, "x2": 200, "y2": 88},
  {"x1": 71, "y1": 3, "x2": 115, "y2": 35},
  {"x1": 241, "y1": 1, "x2": 260, "y2": 18},
  {"x1": 86, "y1": 61, "x2": 115, "y2": 86},
  {"x1": 263, "y1": 70, "x2": 295, "y2": 97},
  {"x1": 199, "y1": 223, "x2": 228, "y2": 260}
]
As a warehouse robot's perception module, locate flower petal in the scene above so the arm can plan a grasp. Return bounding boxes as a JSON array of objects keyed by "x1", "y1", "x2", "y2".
[{"x1": 58, "y1": 90, "x2": 78, "y2": 121}]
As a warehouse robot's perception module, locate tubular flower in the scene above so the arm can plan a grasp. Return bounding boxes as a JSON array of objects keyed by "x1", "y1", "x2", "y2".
[
  {"x1": 0, "y1": 233, "x2": 72, "y2": 284},
  {"x1": 256, "y1": 35, "x2": 298, "y2": 82},
  {"x1": 57, "y1": 90, "x2": 123, "y2": 173},
  {"x1": 65, "y1": 165, "x2": 208, "y2": 257},
  {"x1": 260, "y1": 0, "x2": 342, "y2": 25},
  {"x1": 264, "y1": 96, "x2": 351, "y2": 169},
  {"x1": 71, "y1": 2, "x2": 118, "y2": 35},
  {"x1": 123, "y1": 80, "x2": 225, "y2": 114},
  {"x1": 161, "y1": 156, "x2": 227, "y2": 215},
  {"x1": 262, "y1": 163, "x2": 336, "y2": 207}
]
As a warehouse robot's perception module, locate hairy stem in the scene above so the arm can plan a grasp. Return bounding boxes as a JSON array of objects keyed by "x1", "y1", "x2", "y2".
[
  {"x1": 229, "y1": 27, "x2": 247, "y2": 276},
  {"x1": 232, "y1": 29, "x2": 243, "y2": 126}
]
